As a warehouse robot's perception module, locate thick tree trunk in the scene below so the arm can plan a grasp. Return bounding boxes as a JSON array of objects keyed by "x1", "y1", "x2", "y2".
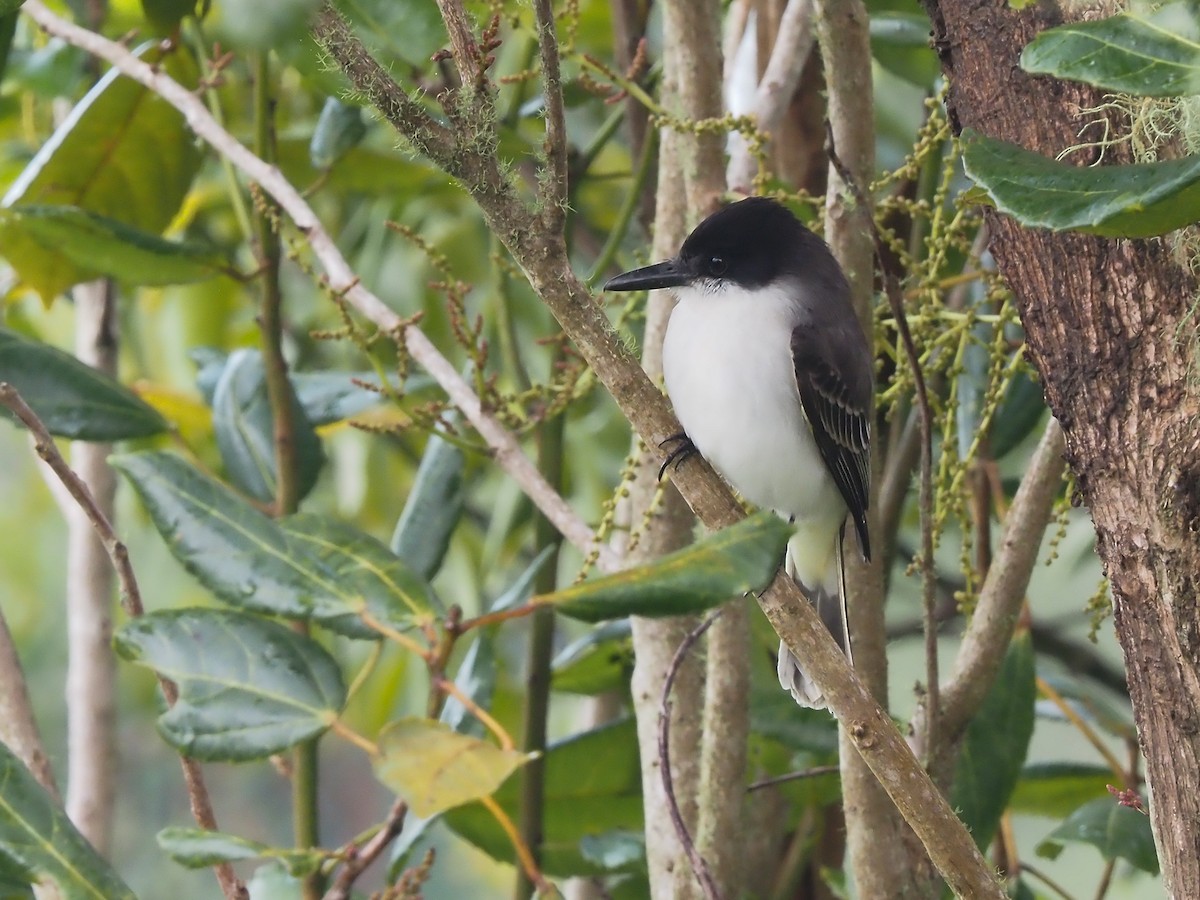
[{"x1": 924, "y1": 1, "x2": 1200, "y2": 896}]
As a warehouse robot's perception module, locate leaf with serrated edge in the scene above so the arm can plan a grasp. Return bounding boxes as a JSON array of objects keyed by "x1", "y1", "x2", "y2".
[
  {"x1": 1021, "y1": 2, "x2": 1200, "y2": 97},
  {"x1": 374, "y1": 719, "x2": 529, "y2": 818},
  {"x1": 0, "y1": 328, "x2": 166, "y2": 441},
  {"x1": 113, "y1": 452, "x2": 428, "y2": 634},
  {"x1": 282, "y1": 513, "x2": 439, "y2": 628},
  {"x1": 961, "y1": 128, "x2": 1200, "y2": 238},
  {"x1": 0, "y1": 741, "x2": 136, "y2": 898},
  {"x1": 115, "y1": 609, "x2": 346, "y2": 760},
  {"x1": 543, "y1": 512, "x2": 791, "y2": 622}
]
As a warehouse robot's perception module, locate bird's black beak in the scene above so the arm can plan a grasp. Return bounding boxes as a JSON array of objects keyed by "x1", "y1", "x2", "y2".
[{"x1": 603, "y1": 259, "x2": 688, "y2": 292}]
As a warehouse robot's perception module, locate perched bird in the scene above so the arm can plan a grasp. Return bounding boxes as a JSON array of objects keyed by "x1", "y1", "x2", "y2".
[{"x1": 605, "y1": 197, "x2": 872, "y2": 708}]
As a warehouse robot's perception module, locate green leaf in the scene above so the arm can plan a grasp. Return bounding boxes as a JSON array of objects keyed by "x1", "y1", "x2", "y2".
[
  {"x1": 990, "y1": 368, "x2": 1046, "y2": 460},
  {"x1": 952, "y1": 629, "x2": 1036, "y2": 850},
  {"x1": 0, "y1": 327, "x2": 167, "y2": 441},
  {"x1": 543, "y1": 512, "x2": 792, "y2": 622},
  {"x1": 0, "y1": 206, "x2": 226, "y2": 287},
  {"x1": 115, "y1": 608, "x2": 346, "y2": 760},
  {"x1": 0, "y1": 741, "x2": 136, "y2": 899},
  {"x1": 870, "y1": 13, "x2": 940, "y2": 87},
  {"x1": 157, "y1": 827, "x2": 324, "y2": 877},
  {"x1": 211, "y1": 349, "x2": 324, "y2": 504},
  {"x1": 211, "y1": 0, "x2": 322, "y2": 49},
  {"x1": 443, "y1": 719, "x2": 644, "y2": 878},
  {"x1": 141, "y1": 0, "x2": 199, "y2": 34},
  {"x1": 1021, "y1": 2, "x2": 1200, "y2": 98},
  {"x1": 373, "y1": 718, "x2": 530, "y2": 818},
  {"x1": 1036, "y1": 797, "x2": 1159, "y2": 875},
  {"x1": 281, "y1": 513, "x2": 440, "y2": 634},
  {"x1": 334, "y1": 0, "x2": 448, "y2": 67},
  {"x1": 0, "y1": 12, "x2": 18, "y2": 85},
  {"x1": 310, "y1": 97, "x2": 367, "y2": 168},
  {"x1": 961, "y1": 128, "x2": 1200, "y2": 238},
  {"x1": 1010, "y1": 763, "x2": 1114, "y2": 819},
  {"x1": 551, "y1": 620, "x2": 633, "y2": 695},
  {"x1": 390, "y1": 427, "x2": 466, "y2": 580},
  {"x1": 114, "y1": 451, "x2": 328, "y2": 618},
  {"x1": 0, "y1": 45, "x2": 201, "y2": 301}
]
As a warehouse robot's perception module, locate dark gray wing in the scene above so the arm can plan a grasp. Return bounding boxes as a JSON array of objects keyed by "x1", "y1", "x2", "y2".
[{"x1": 791, "y1": 326, "x2": 872, "y2": 561}]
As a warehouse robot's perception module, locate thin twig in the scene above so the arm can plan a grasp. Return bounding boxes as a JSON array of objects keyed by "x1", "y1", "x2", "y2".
[
  {"x1": 434, "y1": 676, "x2": 515, "y2": 751},
  {"x1": 433, "y1": 0, "x2": 478, "y2": 88},
  {"x1": 322, "y1": 799, "x2": 408, "y2": 900},
  {"x1": 532, "y1": 0, "x2": 569, "y2": 228},
  {"x1": 1020, "y1": 863, "x2": 1079, "y2": 900},
  {"x1": 826, "y1": 123, "x2": 940, "y2": 760},
  {"x1": 0, "y1": 383, "x2": 247, "y2": 900},
  {"x1": 1036, "y1": 676, "x2": 1127, "y2": 781},
  {"x1": 18, "y1": 1, "x2": 619, "y2": 577},
  {"x1": 746, "y1": 765, "x2": 840, "y2": 792},
  {"x1": 658, "y1": 611, "x2": 724, "y2": 900}
]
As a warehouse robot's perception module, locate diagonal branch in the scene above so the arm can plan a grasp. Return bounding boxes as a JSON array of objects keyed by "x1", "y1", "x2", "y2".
[
  {"x1": 929, "y1": 417, "x2": 1066, "y2": 744},
  {"x1": 19, "y1": 1, "x2": 618, "y2": 577},
  {"x1": 25, "y1": 5, "x2": 1006, "y2": 895}
]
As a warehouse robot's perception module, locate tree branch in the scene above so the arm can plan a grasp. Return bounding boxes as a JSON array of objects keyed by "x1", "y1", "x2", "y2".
[
  {"x1": 726, "y1": 0, "x2": 816, "y2": 190},
  {"x1": 23, "y1": 5, "x2": 1008, "y2": 895},
  {"x1": 532, "y1": 0, "x2": 569, "y2": 229},
  {"x1": 0, "y1": 602, "x2": 58, "y2": 800},
  {"x1": 0, "y1": 383, "x2": 246, "y2": 900},
  {"x1": 930, "y1": 417, "x2": 1066, "y2": 743},
  {"x1": 64, "y1": 280, "x2": 117, "y2": 855},
  {"x1": 19, "y1": 1, "x2": 618, "y2": 578}
]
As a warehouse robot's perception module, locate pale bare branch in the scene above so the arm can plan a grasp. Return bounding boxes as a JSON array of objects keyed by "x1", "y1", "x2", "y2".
[{"x1": 19, "y1": 1, "x2": 618, "y2": 577}]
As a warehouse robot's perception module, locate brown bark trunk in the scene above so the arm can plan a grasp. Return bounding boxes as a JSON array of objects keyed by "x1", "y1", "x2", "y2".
[{"x1": 923, "y1": 1, "x2": 1200, "y2": 896}]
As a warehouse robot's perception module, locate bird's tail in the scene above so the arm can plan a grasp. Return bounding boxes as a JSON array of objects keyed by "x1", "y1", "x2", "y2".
[{"x1": 777, "y1": 524, "x2": 852, "y2": 710}]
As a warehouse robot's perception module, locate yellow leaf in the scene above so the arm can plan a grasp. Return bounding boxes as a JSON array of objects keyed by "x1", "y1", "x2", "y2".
[{"x1": 374, "y1": 718, "x2": 529, "y2": 818}]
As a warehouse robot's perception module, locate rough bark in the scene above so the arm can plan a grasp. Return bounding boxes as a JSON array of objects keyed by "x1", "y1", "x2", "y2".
[{"x1": 924, "y1": 1, "x2": 1200, "y2": 896}]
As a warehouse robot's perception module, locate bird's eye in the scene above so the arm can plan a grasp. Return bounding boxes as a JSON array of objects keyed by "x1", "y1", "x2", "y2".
[{"x1": 707, "y1": 256, "x2": 727, "y2": 276}]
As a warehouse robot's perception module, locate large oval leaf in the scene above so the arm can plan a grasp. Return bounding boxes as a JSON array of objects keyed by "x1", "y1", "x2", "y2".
[
  {"x1": 115, "y1": 608, "x2": 346, "y2": 760},
  {"x1": 113, "y1": 452, "x2": 435, "y2": 637},
  {"x1": 0, "y1": 741, "x2": 136, "y2": 899},
  {"x1": 0, "y1": 327, "x2": 166, "y2": 440},
  {"x1": 961, "y1": 128, "x2": 1200, "y2": 238},
  {"x1": 0, "y1": 44, "x2": 202, "y2": 301},
  {"x1": 542, "y1": 512, "x2": 792, "y2": 622},
  {"x1": 1021, "y1": 2, "x2": 1200, "y2": 98}
]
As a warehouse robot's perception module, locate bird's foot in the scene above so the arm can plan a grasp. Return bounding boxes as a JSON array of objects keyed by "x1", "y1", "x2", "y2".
[{"x1": 658, "y1": 432, "x2": 698, "y2": 480}]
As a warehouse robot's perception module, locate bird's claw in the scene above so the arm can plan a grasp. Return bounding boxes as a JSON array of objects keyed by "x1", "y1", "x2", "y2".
[{"x1": 658, "y1": 432, "x2": 698, "y2": 480}]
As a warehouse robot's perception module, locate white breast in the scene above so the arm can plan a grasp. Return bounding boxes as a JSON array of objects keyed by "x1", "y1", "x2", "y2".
[{"x1": 661, "y1": 283, "x2": 845, "y2": 529}]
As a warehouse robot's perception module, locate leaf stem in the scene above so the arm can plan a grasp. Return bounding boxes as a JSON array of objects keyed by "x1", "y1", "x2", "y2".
[
  {"x1": 480, "y1": 794, "x2": 554, "y2": 896},
  {"x1": 358, "y1": 611, "x2": 433, "y2": 658},
  {"x1": 434, "y1": 676, "x2": 516, "y2": 752},
  {"x1": 327, "y1": 718, "x2": 380, "y2": 757},
  {"x1": 1035, "y1": 675, "x2": 1128, "y2": 782}
]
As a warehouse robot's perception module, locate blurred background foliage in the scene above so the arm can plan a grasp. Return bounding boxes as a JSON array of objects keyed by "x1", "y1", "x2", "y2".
[{"x1": 0, "y1": 0, "x2": 1155, "y2": 898}]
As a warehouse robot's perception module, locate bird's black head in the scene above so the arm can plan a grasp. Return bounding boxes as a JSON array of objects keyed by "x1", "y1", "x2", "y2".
[{"x1": 604, "y1": 197, "x2": 830, "y2": 293}]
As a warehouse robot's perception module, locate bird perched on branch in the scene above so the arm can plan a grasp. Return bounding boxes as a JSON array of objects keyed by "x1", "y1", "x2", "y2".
[{"x1": 605, "y1": 197, "x2": 873, "y2": 709}]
